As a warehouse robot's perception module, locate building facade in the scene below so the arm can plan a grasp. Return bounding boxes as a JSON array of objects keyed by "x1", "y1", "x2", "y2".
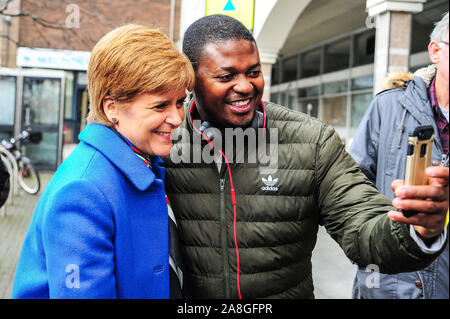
[
  {"x1": 0, "y1": 0, "x2": 181, "y2": 169},
  {"x1": 178, "y1": 0, "x2": 447, "y2": 145},
  {"x1": 267, "y1": 0, "x2": 448, "y2": 145}
]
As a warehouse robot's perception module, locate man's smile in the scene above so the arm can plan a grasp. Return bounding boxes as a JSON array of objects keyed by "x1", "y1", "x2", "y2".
[{"x1": 225, "y1": 98, "x2": 253, "y2": 113}]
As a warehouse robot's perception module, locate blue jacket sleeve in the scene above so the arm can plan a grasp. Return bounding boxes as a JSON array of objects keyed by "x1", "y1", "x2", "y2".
[
  {"x1": 41, "y1": 180, "x2": 116, "y2": 298},
  {"x1": 349, "y1": 98, "x2": 381, "y2": 184}
]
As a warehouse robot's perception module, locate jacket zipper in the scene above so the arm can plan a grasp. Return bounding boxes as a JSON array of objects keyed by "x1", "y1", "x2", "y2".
[{"x1": 219, "y1": 177, "x2": 231, "y2": 298}]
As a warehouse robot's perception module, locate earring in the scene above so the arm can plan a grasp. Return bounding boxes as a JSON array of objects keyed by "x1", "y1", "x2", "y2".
[{"x1": 111, "y1": 118, "x2": 118, "y2": 124}]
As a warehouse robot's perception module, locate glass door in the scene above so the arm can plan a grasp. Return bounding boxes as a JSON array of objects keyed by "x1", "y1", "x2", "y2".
[
  {"x1": 0, "y1": 75, "x2": 16, "y2": 141},
  {"x1": 21, "y1": 77, "x2": 62, "y2": 170}
]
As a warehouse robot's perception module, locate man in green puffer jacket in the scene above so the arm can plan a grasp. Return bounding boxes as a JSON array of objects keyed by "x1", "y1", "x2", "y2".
[{"x1": 163, "y1": 15, "x2": 449, "y2": 299}]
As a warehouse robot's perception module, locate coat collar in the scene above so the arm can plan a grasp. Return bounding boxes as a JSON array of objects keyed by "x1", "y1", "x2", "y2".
[
  {"x1": 397, "y1": 74, "x2": 443, "y2": 152},
  {"x1": 398, "y1": 64, "x2": 438, "y2": 125},
  {"x1": 79, "y1": 123, "x2": 162, "y2": 191},
  {"x1": 399, "y1": 76, "x2": 434, "y2": 125}
]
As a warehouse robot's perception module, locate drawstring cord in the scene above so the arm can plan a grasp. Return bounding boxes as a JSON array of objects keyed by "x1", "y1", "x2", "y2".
[{"x1": 396, "y1": 109, "x2": 408, "y2": 149}]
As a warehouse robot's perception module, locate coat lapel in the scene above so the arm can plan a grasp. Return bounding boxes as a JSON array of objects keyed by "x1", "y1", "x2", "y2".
[{"x1": 79, "y1": 123, "x2": 156, "y2": 191}]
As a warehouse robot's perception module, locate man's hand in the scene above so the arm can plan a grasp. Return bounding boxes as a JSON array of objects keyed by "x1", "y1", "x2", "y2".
[{"x1": 388, "y1": 166, "x2": 449, "y2": 239}]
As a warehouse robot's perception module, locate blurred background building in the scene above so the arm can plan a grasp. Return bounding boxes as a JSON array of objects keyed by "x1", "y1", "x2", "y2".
[
  {"x1": 0, "y1": 0, "x2": 448, "y2": 170},
  {"x1": 0, "y1": 0, "x2": 181, "y2": 169}
]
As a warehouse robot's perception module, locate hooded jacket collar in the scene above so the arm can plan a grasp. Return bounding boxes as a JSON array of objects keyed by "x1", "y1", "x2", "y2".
[
  {"x1": 385, "y1": 64, "x2": 443, "y2": 151},
  {"x1": 395, "y1": 65, "x2": 437, "y2": 125},
  {"x1": 79, "y1": 123, "x2": 162, "y2": 191}
]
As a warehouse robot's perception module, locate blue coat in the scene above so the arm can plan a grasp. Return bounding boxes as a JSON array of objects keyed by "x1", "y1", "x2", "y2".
[
  {"x1": 350, "y1": 69, "x2": 449, "y2": 299},
  {"x1": 12, "y1": 123, "x2": 170, "y2": 299}
]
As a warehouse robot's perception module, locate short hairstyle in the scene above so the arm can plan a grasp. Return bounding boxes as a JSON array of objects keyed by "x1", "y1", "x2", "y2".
[
  {"x1": 430, "y1": 11, "x2": 449, "y2": 43},
  {"x1": 87, "y1": 24, "x2": 195, "y2": 125},
  {"x1": 182, "y1": 14, "x2": 256, "y2": 70}
]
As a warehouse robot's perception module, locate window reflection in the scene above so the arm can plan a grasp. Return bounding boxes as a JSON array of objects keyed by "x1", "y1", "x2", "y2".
[
  {"x1": 351, "y1": 93, "x2": 373, "y2": 129},
  {"x1": 298, "y1": 99, "x2": 319, "y2": 118},
  {"x1": 323, "y1": 80, "x2": 348, "y2": 95},
  {"x1": 301, "y1": 49, "x2": 321, "y2": 78},
  {"x1": 23, "y1": 78, "x2": 60, "y2": 126},
  {"x1": 298, "y1": 86, "x2": 319, "y2": 98},
  {"x1": 22, "y1": 77, "x2": 61, "y2": 169},
  {"x1": 352, "y1": 76, "x2": 374, "y2": 90},
  {"x1": 322, "y1": 96, "x2": 348, "y2": 140},
  {"x1": 271, "y1": 64, "x2": 280, "y2": 85},
  {"x1": 287, "y1": 90, "x2": 297, "y2": 110},
  {"x1": 354, "y1": 31, "x2": 375, "y2": 66},
  {"x1": 282, "y1": 56, "x2": 298, "y2": 83},
  {"x1": 270, "y1": 93, "x2": 279, "y2": 104},
  {"x1": 24, "y1": 132, "x2": 58, "y2": 168}
]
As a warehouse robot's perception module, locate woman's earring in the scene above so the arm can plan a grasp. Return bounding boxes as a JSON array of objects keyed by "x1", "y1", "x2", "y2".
[{"x1": 112, "y1": 118, "x2": 118, "y2": 124}]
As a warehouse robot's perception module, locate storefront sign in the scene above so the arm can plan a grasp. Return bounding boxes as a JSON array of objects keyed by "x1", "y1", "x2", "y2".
[
  {"x1": 206, "y1": 0, "x2": 255, "y2": 30},
  {"x1": 17, "y1": 47, "x2": 90, "y2": 71}
]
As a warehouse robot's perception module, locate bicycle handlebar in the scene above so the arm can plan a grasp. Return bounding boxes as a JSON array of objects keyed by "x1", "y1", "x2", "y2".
[{"x1": 1, "y1": 127, "x2": 32, "y2": 150}]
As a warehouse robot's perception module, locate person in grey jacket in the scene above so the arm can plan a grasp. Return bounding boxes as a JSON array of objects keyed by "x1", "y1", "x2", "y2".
[{"x1": 350, "y1": 12, "x2": 449, "y2": 299}]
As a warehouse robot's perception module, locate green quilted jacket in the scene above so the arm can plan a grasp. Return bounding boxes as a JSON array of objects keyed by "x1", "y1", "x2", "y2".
[{"x1": 163, "y1": 101, "x2": 442, "y2": 299}]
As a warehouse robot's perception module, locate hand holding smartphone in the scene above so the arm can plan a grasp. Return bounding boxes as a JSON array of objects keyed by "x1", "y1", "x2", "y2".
[{"x1": 402, "y1": 125, "x2": 435, "y2": 217}]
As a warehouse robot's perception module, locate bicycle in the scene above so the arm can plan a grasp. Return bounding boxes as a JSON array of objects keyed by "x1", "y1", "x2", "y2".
[{"x1": 1, "y1": 128, "x2": 41, "y2": 195}]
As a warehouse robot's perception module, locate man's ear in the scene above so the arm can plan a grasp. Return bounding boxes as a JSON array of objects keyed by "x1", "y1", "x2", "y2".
[
  {"x1": 102, "y1": 95, "x2": 117, "y2": 123},
  {"x1": 428, "y1": 41, "x2": 441, "y2": 64}
]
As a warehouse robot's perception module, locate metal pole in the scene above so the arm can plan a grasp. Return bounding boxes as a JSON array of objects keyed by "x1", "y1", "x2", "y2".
[{"x1": 169, "y1": 0, "x2": 175, "y2": 41}]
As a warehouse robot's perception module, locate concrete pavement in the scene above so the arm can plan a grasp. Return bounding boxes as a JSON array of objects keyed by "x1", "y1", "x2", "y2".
[{"x1": 0, "y1": 171, "x2": 52, "y2": 299}]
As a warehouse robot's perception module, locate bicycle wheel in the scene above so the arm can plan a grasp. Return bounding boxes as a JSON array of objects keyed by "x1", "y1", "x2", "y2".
[{"x1": 17, "y1": 157, "x2": 40, "y2": 195}]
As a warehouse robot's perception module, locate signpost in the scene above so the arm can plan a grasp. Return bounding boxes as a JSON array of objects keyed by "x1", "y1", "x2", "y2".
[
  {"x1": 16, "y1": 47, "x2": 90, "y2": 71},
  {"x1": 205, "y1": 0, "x2": 255, "y2": 30}
]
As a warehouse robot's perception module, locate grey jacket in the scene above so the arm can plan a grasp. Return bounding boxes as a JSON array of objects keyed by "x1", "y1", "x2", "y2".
[{"x1": 349, "y1": 65, "x2": 449, "y2": 299}]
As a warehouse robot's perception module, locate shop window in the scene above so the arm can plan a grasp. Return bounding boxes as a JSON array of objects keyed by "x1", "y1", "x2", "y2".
[
  {"x1": 298, "y1": 86, "x2": 320, "y2": 98},
  {"x1": 351, "y1": 93, "x2": 373, "y2": 129},
  {"x1": 282, "y1": 55, "x2": 298, "y2": 83},
  {"x1": 271, "y1": 63, "x2": 280, "y2": 85},
  {"x1": 64, "y1": 72, "x2": 74, "y2": 120},
  {"x1": 411, "y1": 1, "x2": 449, "y2": 54},
  {"x1": 351, "y1": 75, "x2": 373, "y2": 91},
  {"x1": 301, "y1": 49, "x2": 321, "y2": 78},
  {"x1": 77, "y1": 72, "x2": 87, "y2": 86},
  {"x1": 22, "y1": 77, "x2": 62, "y2": 169},
  {"x1": 23, "y1": 78, "x2": 60, "y2": 126},
  {"x1": 270, "y1": 93, "x2": 279, "y2": 104},
  {"x1": 63, "y1": 72, "x2": 75, "y2": 145},
  {"x1": 298, "y1": 99, "x2": 319, "y2": 118},
  {"x1": 324, "y1": 38, "x2": 350, "y2": 73},
  {"x1": 279, "y1": 92, "x2": 286, "y2": 106},
  {"x1": 323, "y1": 80, "x2": 348, "y2": 95},
  {"x1": 354, "y1": 30, "x2": 375, "y2": 66},
  {"x1": 24, "y1": 131, "x2": 58, "y2": 168},
  {"x1": 287, "y1": 90, "x2": 297, "y2": 110},
  {"x1": 322, "y1": 96, "x2": 348, "y2": 140}
]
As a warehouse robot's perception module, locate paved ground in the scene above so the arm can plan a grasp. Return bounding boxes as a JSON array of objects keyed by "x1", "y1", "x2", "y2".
[
  {"x1": 0, "y1": 171, "x2": 52, "y2": 299},
  {"x1": 0, "y1": 171, "x2": 356, "y2": 299},
  {"x1": 312, "y1": 226, "x2": 357, "y2": 298}
]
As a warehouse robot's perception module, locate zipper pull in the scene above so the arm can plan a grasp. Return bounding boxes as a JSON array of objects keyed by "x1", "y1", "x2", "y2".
[
  {"x1": 220, "y1": 178, "x2": 225, "y2": 191},
  {"x1": 441, "y1": 153, "x2": 449, "y2": 167}
]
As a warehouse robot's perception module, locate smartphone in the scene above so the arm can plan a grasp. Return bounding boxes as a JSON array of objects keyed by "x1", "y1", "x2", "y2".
[{"x1": 402, "y1": 125, "x2": 435, "y2": 217}]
